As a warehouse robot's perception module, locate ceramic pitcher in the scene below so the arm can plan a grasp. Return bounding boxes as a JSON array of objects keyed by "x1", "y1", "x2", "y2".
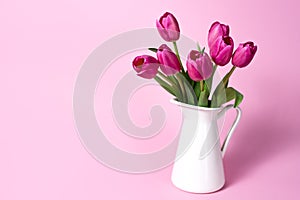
[{"x1": 171, "y1": 100, "x2": 242, "y2": 193}]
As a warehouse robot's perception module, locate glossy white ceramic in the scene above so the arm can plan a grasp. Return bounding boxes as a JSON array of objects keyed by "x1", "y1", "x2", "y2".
[{"x1": 171, "y1": 100, "x2": 242, "y2": 193}]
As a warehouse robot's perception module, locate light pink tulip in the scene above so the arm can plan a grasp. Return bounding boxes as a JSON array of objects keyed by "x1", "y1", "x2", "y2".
[
  {"x1": 132, "y1": 55, "x2": 159, "y2": 79},
  {"x1": 186, "y1": 50, "x2": 213, "y2": 81},
  {"x1": 156, "y1": 12, "x2": 180, "y2": 42}
]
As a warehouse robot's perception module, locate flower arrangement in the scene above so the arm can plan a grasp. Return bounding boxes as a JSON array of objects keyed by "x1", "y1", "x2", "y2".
[{"x1": 132, "y1": 12, "x2": 257, "y2": 108}]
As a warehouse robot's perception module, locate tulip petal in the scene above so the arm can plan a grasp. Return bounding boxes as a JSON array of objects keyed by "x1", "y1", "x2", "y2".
[
  {"x1": 200, "y1": 53, "x2": 213, "y2": 79},
  {"x1": 156, "y1": 20, "x2": 170, "y2": 41},
  {"x1": 215, "y1": 45, "x2": 233, "y2": 66},
  {"x1": 209, "y1": 37, "x2": 222, "y2": 58},
  {"x1": 157, "y1": 47, "x2": 181, "y2": 76},
  {"x1": 187, "y1": 51, "x2": 213, "y2": 81},
  {"x1": 208, "y1": 21, "x2": 230, "y2": 48},
  {"x1": 137, "y1": 68, "x2": 158, "y2": 79},
  {"x1": 158, "y1": 44, "x2": 172, "y2": 52},
  {"x1": 210, "y1": 36, "x2": 234, "y2": 66},
  {"x1": 232, "y1": 42, "x2": 257, "y2": 67},
  {"x1": 132, "y1": 55, "x2": 159, "y2": 78},
  {"x1": 156, "y1": 12, "x2": 180, "y2": 42},
  {"x1": 187, "y1": 63, "x2": 204, "y2": 81}
]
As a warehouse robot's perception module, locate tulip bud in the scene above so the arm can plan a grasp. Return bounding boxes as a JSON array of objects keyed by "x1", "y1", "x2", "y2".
[
  {"x1": 132, "y1": 55, "x2": 159, "y2": 79},
  {"x1": 186, "y1": 50, "x2": 213, "y2": 81},
  {"x1": 157, "y1": 44, "x2": 181, "y2": 76},
  {"x1": 232, "y1": 42, "x2": 257, "y2": 68},
  {"x1": 210, "y1": 36, "x2": 234, "y2": 66},
  {"x1": 208, "y1": 21, "x2": 229, "y2": 49},
  {"x1": 156, "y1": 12, "x2": 180, "y2": 42}
]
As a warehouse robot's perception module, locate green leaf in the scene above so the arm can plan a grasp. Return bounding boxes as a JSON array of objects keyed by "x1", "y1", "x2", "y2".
[
  {"x1": 148, "y1": 48, "x2": 158, "y2": 53},
  {"x1": 196, "y1": 42, "x2": 201, "y2": 52},
  {"x1": 223, "y1": 87, "x2": 244, "y2": 107},
  {"x1": 154, "y1": 76, "x2": 176, "y2": 96},
  {"x1": 234, "y1": 92, "x2": 243, "y2": 107},
  {"x1": 175, "y1": 73, "x2": 197, "y2": 105},
  {"x1": 187, "y1": 76, "x2": 195, "y2": 87},
  {"x1": 211, "y1": 87, "x2": 244, "y2": 108},
  {"x1": 168, "y1": 75, "x2": 183, "y2": 101},
  {"x1": 211, "y1": 67, "x2": 236, "y2": 107},
  {"x1": 198, "y1": 89, "x2": 209, "y2": 107},
  {"x1": 194, "y1": 80, "x2": 211, "y2": 107},
  {"x1": 194, "y1": 81, "x2": 200, "y2": 98},
  {"x1": 211, "y1": 81, "x2": 226, "y2": 108},
  {"x1": 201, "y1": 47, "x2": 205, "y2": 54},
  {"x1": 225, "y1": 87, "x2": 243, "y2": 107},
  {"x1": 196, "y1": 42, "x2": 206, "y2": 54},
  {"x1": 225, "y1": 87, "x2": 236, "y2": 102}
]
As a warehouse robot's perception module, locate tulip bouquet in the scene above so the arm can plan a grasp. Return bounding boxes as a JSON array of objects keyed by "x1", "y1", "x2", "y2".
[{"x1": 132, "y1": 12, "x2": 257, "y2": 108}]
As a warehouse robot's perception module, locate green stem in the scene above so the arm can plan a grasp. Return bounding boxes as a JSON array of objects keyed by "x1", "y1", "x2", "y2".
[
  {"x1": 200, "y1": 80, "x2": 204, "y2": 91},
  {"x1": 226, "y1": 66, "x2": 236, "y2": 82},
  {"x1": 173, "y1": 41, "x2": 195, "y2": 85},
  {"x1": 172, "y1": 42, "x2": 184, "y2": 72}
]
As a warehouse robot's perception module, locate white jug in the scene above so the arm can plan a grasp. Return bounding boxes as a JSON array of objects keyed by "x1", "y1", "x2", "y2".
[{"x1": 171, "y1": 100, "x2": 242, "y2": 193}]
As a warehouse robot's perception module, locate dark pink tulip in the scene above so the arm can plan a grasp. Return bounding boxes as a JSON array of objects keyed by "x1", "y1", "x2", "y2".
[
  {"x1": 232, "y1": 42, "x2": 257, "y2": 68},
  {"x1": 132, "y1": 55, "x2": 159, "y2": 79},
  {"x1": 210, "y1": 36, "x2": 234, "y2": 66},
  {"x1": 208, "y1": 21, "x2": 229, "y2": 49},
  {"x1": 186, "y1": 50, "x2": 213, "y2": 81},
  {"x1": 156, "y1": 12, "x2": 180, "y2": 42},
  {"x1": 157, "y1": 44, "x2": 181, "y2": 76}
]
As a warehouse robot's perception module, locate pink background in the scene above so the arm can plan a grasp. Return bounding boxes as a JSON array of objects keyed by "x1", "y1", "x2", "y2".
[{"x1": 1, "y1": 0, "x2": 300, "y2": 199}]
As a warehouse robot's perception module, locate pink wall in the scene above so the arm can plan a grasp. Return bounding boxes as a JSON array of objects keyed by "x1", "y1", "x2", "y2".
[{"x1": 1, "y1": 0, "x2": 299, "y2": 199}]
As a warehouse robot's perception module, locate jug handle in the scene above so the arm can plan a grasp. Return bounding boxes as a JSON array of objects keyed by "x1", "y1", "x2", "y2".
[{"x1": 217, "y1": 104, "x2": 242, "y2": 158}]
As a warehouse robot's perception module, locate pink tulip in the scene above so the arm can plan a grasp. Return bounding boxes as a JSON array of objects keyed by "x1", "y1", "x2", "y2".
[
  {"x1": 209, "y1": 36, "x2": 234, "y2": 66},
  {"x1": 132, "y1": 55, "x2": 159, "y2": 79},
  {"x1": 232, "y1": 42, "x2": 257, "y2": 68},
  {"x1": 208, "y1": 21, "x2": 229, "y2": 49},
  {"x1": 157, "y1": 44, "x2": 181, "y2": 76},
  {"x1": 156, "y1": 12, "x2": 180, "y2": 42},
  {"x1": 186, "y1": 50, "x2": 213, "y2": 81}
]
